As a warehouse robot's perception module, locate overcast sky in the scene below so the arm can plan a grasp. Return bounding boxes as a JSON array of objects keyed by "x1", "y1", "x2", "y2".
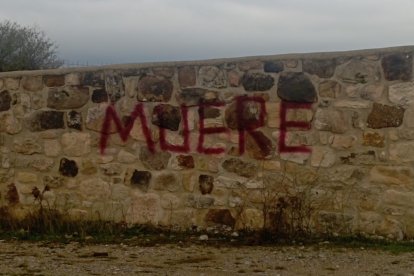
[{"x1": 1, "y1": 0, "x2": 414, "y2": 65}]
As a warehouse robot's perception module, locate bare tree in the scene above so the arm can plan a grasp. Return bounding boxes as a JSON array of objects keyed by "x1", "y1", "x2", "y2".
[{"x1": 0, "y1": 21, "x2": 63, "y2": 72}]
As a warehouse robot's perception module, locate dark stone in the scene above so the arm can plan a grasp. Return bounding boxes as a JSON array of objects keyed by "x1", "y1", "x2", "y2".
[
  {"x1": 29, "y1": 111, "x2": 65, "y2": 131},
  {"x1": 303, "y1": 59, "x2": 336, "y2": 78},
  {"x1": 152, "y1": 104, "x2": 181, "y2": 131},
  {"x1": 225, "y1": 99, "x2": 264, "y2": 130},
  {"x1": 339, "y1": 151, "x2": 376, "y2": 165},
  {"x1": 137, "y1": 75, "x2": 173, "y2": 102},
  {"x1": 6, "y1": 183, "x2": 19, "y2": 205},
  {"x1": 222, "y1": 158, "x2": 258, "y2": 178},
  {"x1": 82, "y1": 72, "x2": 105, "y2": 86},
  {"x1": 277, "y1": 72, "x2": 317, "y2": 103},
  {"x1": 47, "y1": 86, "x2": 89, "y2": 109},
  {"x1": 203, "y1": 107, "x2": 221, "y2": 119},
  {"x1": 0, "y1": 90, "x2": 11, "y2": 111},
  {"x1": 177, "y1": 155, "x2": 194, "y2": 169},
  {"x1": 44, "y1": 75, "x2": 65, "y2": 87},
  {"x1": 205, "y1": 209, "x2": 236, "y2": 227},
  {"x1": 199, "y1": 175, "x2": 214, "y2": 195},
  {"x1": 242, "y1": 73, "x2": 275, "y2": 91},
  {"x1": 381, "y1": 53, "x2": 412, "y2": 81},
  {"x1": 91, "y1": 88, "x2": 108, "y2": 103},
  {"x1": 130, "y1": 170, "x2": 151, "y2": 192},
  {"x1": 178, "y1": 66, "x2": 196, "y2": 87},
  {"x1": 177, "y1": 88, "x2": 219, "y2": 105},
  {"x1": 367, "y1": 103, "x2": 405, "y2": 129},
  {"x1": 67, "y1": 110, "x2": 82, "y2": 130},
  {"x1": 139, "y1": 147, "x2": 171, "y2": 170},
  {"x1": 264, "y1": 61, "x2": 284, "y2": 73},
  {"x1": 59, "y1": 158, "x2": 78, "y2": 177},
  {"x1": 246, "y1": 131, "x2": 273, "y2": 159}
]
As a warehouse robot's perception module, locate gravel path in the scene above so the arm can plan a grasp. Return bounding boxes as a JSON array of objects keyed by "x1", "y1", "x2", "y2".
[{"x1": 0, "y1": 240, "x2": 413, "y2": 275}]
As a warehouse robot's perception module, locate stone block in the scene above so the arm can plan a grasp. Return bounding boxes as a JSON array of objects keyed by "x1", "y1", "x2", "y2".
[
  {"x1": 277, "y1": 72, "x2": 316, "y2": 102},
  {"x1": 61, "y1": 133, "x2": 91, "y2": 157},
  {"x1": 311, "y1": 146, "x2": 336, "y2": 167},
  {"x1": 242, "y1": 73, "x2": 274, "y2": 91},
  {"x1": 137, "y1": 75, "x2": 173, "y2": 102},
  {"x1": 382, "y1": 53, "x2": 412, "y2": 81},
  {"x1": 22, "y1": 76, "x2": 43, "y2": 91},
  {"x1": 47, "y1": 86, "x2": 89, "y2": 109},
  {"x1": 178, "y1": 66, "x2": 196, "y2": 88},
  {"x1": 126, "y1": 192, "x2": 162, "y2": 224}
]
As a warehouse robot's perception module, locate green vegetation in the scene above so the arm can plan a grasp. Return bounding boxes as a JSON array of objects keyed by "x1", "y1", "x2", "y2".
[{"x1": 0, "y1": 20, "x2": 63, "y2": 72}]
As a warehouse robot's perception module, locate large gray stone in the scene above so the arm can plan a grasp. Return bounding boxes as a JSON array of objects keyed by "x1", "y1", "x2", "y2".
[
  {"x1": 382, "y1": 53, "x2": 412, "y2": 81},
  {"x1": 277, "y1": 72, "x2": 317, "y2": 103}
]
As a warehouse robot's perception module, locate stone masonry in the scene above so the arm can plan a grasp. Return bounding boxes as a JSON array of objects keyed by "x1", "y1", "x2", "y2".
[{"x1": 1, "y1": 46, "x2": 414, "y2": 240}]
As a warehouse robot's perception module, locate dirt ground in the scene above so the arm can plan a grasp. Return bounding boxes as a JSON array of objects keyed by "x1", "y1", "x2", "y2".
[{"x1": 0, "y1": 240, "x2": 413, "y2": 275}]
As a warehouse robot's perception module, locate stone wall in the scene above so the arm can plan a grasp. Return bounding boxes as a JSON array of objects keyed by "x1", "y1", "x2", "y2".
[{"x1": 1, "y1": 46, "x2": 414, "y2": 239}]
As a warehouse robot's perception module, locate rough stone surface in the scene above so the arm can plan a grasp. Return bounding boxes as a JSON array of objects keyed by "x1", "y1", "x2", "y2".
[
  {"x1": 137, "y1": 75, "x2": 173, "y2": 102},
  {"x1": 177, "y1": 88, "x2": 219, "y2": 105},
  {"x1": 363, "y1": 132, "x2": 385, "y2": 147},
  {"x1": 367, "y1": 103, "x2": 405, "y2": 129},
  {"x1": 61, "y1": 133, "x2": 91, "y2": 156},
  {"x1": 199, "y1": 66, "x2": 227, "y2": 88},
  {"x1": 227, "y1": 70, "x2": 241, "y2": 87},
  {"x1": 176, "y1": 155, "x2": 195, "y2": 169},
  {"x1": 127, "y1": 193, "x2": 161, "y2": 224},
  {"x1": 44, "y1": 75, "x2": 65, "y2": 87},
  {"x1": 336, "y1": 60, "x2": 381, "y2": 84},
  {"x1": 129, "y1": 170, "x2": 152, "y2": 191},
  {"x1": 59, "y1": 158, "x2": 78, "y2": 177},
  {"x1": 0, "y1": 91, "x2": 12, "y2": 111},
  {"x1": 303, "y1": 59, "x2": 336, "y2": 78},
  {"x1": 222, "y1": 158, "x2": 258, "y2": 178},
  {"x1": 91, "y1": 88, "x2": 108, "y2": 103},
  {"x1": 388, "y1": 82, "x2": 414, "y2": 107},
  {"x1": 389, "y1": 141, "x2": 414, "y2": 162},
  {"x1": 370, "y1": 166, "x2": 412, "y2": 186},
  {"x1": 311, "y1": 146, "x2": 336, "y2": 167},
  {"x1": 277, "y1": 72, "x2": 317, "y2": 103},
  {"x1": 0, "y1": 113, "x2": 21, "y2": 134},
  {"x1": 153, "y1": 173, "x2": 179, "y2": 192},
  {"x1": 242, "y1": 73, "x2": 274, "y2": 91},
  {"x1": 319, "y1": 80, "x2": 340, "y2": 98},
  {"x1": 67, "y1": 111, "x2": 82, "y2": 130},
  {"x1": 225, "y1": 100, "x2": 265, "y2": 130},
  {"x1": 140, "y1": 147, "x2": 171, "y2": 170},
  {"x1": 205, "y1": 209, "x2": 235, "y2": 227},
  {"x1": 314, "y1": 109, "x2": 349, "y2": 133},
  {"x1": 178, "y1": 66, "x2": 196, "y2": 88},
  {"x1": 199, "y1": 174, "x2": 214, "y2": 195},
  {"x1": 22, "y1": 76, "x2": 43, "y2": 91},
  {"x1": 28, "y1": 111, "x2": 65, "y2": 132},
  {"x1": 382, "y1": 53, "x2": 412, "y2": 81},
  {"x1": 13, "y1": 138, "x2": 42, "y2": 155},
  {"x1": 47, "y1": 86, "x2": 89, "y2": 109},
  {"x1": 246, "y1": 131, "x2": 273, "y2": 159},
  {"x1": 152, "y1": 104, "x2": 181, "y2": 131},
  {"x1": 264, "y1": 61, "x2": 284, "y2": 73}
]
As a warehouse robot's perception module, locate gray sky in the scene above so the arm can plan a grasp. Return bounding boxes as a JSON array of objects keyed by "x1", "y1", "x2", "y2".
[{"x1": 1, "y1": 0, "x2": 413, "y2": 65}]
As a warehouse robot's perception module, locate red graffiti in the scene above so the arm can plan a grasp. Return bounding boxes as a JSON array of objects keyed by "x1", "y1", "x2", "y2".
[
  {"x1": 197, "y1": 102, "x2": 228, "y2": 154},
  {"x1": 279, "y1": 101, "x2": 312, "y2": 153},
  {"x1": 236, "y1": 96, "x2": 267, "y2": 155},
  {"x1": 158, "y1": 105, "x2": 191, "y2": 153},
  {"x1": 100, "y1": 96, "x2": 313, "y2": 156},
  {"x1": 100, "y1": 103, "x2": 155, "y2": 154}
]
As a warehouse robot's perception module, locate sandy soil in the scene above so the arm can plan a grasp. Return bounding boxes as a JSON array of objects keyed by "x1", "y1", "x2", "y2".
[{"x1": 0, "y1": 240, "x2": 413, "y2": 275}]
